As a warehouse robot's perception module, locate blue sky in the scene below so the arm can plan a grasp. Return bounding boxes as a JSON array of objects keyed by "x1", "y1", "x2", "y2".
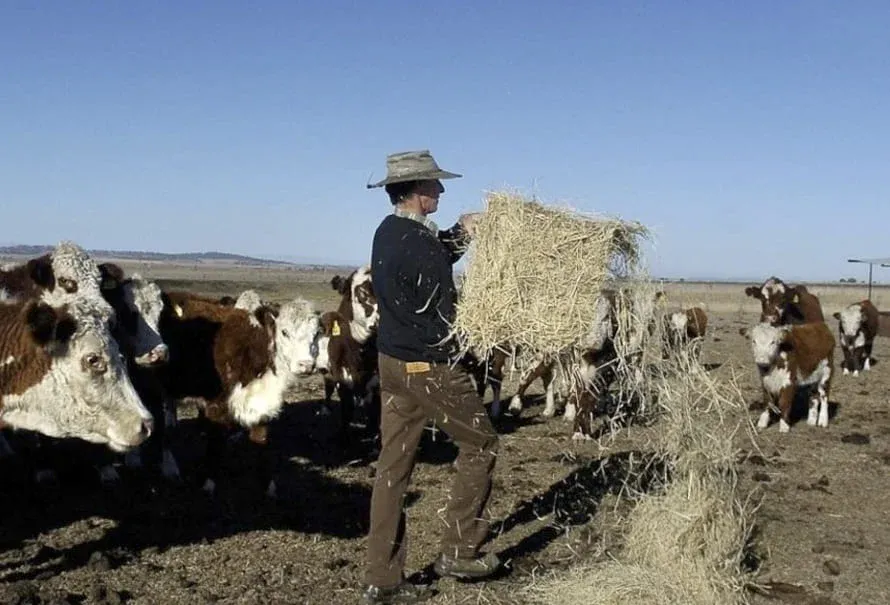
[{"x1": 2, "y1": 1, "x2": 889, "y2": 281}]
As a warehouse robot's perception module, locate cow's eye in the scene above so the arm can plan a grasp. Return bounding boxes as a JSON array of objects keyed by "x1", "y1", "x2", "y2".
[
  {"x1": 281, "y1": 329, "x2": 290, "y2": 338},
  {"x1": 83, "y1": 353, "x2": 108, "y2": 374}
]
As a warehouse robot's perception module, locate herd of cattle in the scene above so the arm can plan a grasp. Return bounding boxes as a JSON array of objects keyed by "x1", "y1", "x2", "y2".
[{"x1": 0, "y1": 243, "x2": 886, "y2": 500}]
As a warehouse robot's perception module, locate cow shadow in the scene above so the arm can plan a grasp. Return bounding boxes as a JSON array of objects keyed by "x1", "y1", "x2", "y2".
[{"x1": 0, "y1": 415, "x2": 375, "y2": 583}]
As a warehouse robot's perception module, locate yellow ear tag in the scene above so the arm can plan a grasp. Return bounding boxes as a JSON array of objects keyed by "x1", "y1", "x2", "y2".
[{"x1": 332, "y1": 321, "x2": 341, "y2": 336}]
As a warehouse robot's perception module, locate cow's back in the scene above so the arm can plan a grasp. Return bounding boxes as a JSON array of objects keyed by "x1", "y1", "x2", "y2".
[{"x1": 790, "y1": 321, "x2": 835, "y2": 360}]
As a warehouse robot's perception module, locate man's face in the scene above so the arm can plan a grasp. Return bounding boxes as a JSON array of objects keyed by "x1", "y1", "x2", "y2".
[{"x1": 414, "y1": 179, "x2": 444, "y2": 214}]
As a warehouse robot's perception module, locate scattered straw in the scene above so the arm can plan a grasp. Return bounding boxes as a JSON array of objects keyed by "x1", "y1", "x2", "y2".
[
  {"x1": 525, "y1": 284, "x2": 759, "y2": 605},
  {"x1": 452, "y1": 190, "x2": 648, "y2": 371}
]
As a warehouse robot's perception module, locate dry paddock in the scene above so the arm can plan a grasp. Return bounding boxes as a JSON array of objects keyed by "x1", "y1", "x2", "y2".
[{"x1": 1, "y1": 264, "x2": 889, "y2": 605}]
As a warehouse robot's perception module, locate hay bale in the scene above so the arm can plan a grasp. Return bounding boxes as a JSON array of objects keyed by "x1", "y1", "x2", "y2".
[{"x1": 452, "y1": 190, "x2": 648, "y2": 368}]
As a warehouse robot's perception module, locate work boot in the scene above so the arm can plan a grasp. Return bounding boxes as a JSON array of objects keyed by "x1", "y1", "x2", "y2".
[
  {"x1": 361, "y1": 580, "x2": 434, "y2": 604},
  {"x1": 433, "y1": 551, "x2": 502, "y2": 580}
]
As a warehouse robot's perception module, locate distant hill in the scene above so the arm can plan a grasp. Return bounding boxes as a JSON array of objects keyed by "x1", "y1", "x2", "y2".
[{"x1": 0, "y1": 244, "x2": 297, "y2": 267}]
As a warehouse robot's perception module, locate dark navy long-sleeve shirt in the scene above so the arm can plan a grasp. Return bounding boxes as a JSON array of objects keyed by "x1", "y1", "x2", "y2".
[{"x1": 371, "y1": 214, "x2": 469, "y2": 363}]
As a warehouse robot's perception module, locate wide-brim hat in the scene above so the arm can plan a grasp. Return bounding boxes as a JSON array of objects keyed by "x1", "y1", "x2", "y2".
[{"x1": 367, "y1": 149, "x2": 462, "y2": 188}]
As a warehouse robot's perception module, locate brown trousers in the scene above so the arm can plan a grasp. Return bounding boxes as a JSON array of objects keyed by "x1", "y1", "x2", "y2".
[{"x1": 365, "y1": 353, "x2": 499, "y2": 587}]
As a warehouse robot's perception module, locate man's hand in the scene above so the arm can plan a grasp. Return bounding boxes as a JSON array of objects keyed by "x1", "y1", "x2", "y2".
[{"x1": 458, "y1": 212, "x2": 483, "y2": 238}]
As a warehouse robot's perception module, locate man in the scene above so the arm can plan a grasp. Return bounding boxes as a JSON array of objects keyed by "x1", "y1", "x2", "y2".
[{"x1": 361, "y1": 150, "x2": 501, "y2": 604}]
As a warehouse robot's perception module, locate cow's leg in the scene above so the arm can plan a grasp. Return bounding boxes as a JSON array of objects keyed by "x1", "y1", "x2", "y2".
[
  {"x1": 864, "y1": 341, "x2": 874, "y2": 371},
  {"x1": 817, "y1": 369, "x2": 831, "y2": 428},
  {"x1": 509, "y1": 362, "x2": 542, "y2": 416},
  {"x1": 248, "y1": 424, "x2": 276, "y2": 499},
  {"x1": 756, "y1": 391, "x2": 774, "y2": 429},
  {"x1": 777, "y1": 386, "x2": 794, "y2": 433},
  {"x1": 565, "y1": 356, "x2": 598, "y2": 424},
  {"x1": 0, "y1": 433, "x2": 14, "y2": 458},
  {"x1": 338, "y1": 383, "x2": 356, "y2": 437},
  {"x1": 486, "y1": 351, "x2": 507, "y2": 419},
  {"x1": 807, "y1": 391, "x2": 819, "y2": 426},
  {"x1": 571, "y1": 389, "x2": 595, "y2": 440},
  {"x1": 318, "y1": 378, "x2": 335, "y2": 416},
  {"x1": 201, "y1": 413, "x2": 228, "y2": 495},
  {"x1": 362, "y1": 374, "x2": 382, "y2": 437}
]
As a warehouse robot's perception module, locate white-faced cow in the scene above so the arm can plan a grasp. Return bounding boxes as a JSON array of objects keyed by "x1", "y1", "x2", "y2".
[
  {"x1": 0, "y1": 242, "x2": 115, "y2": 320},
  {"x1": 97, "y1": 263, "x2": 169, "y2": 367},
  {"x1": 1, "y1": 257, "x2": 175, "y2": 484},
  {"x1": 315, "y1": 310, "x2": 380, "y2": 443},
  {"x1": 744, "y1": 277, "x2": 824, "y2": 326},
  {"x1": 158, "y1": 291, "x2": 322, "y2": 497},
  {"x1": 494, "y1": 290, "x2": 623, "y2": 440},
  {"x1": 740, "y1": 321, "x2": 835, "y2": 432},
  {"x1": 833, "y1": 300, "x2": 880, "y2": 377},
  {"x1": 0, "y1": 297, "x2": 154, "y2": 450},
  {"x1": 662, "y1": 305, "x2": 708, "y2": 360},
  {"x1": 331, "y1": 266, "x2": 379, "y2": 344}
]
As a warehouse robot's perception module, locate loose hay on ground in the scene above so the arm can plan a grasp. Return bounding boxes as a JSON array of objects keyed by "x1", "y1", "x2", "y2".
[
  {"x1": 452, "y1": 190, "x2": 648, "y2": 372},
  {"x1": 526, "y1": 325, "x2": 758, "y2": 605}
]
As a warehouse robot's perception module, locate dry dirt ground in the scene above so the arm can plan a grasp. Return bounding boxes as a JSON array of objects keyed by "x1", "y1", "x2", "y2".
[{"x1": 1, "y1": 265, "x2": 889, "y2": 605}]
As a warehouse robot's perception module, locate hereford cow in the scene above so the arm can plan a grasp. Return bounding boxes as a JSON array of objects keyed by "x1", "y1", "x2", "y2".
[
  {"x1": 158, "y1": 291, "x2": 322, "y2": 496},
  {"x1": 740, "y1": 321, "x2": 835, "y2": 432},
  {"x1": 315, "y1": 311, "x2": 380, "y2": 442},
  {"x1": 97, "y1": 263, "x2": 169, "y2": 367},
  {"x1": 833, "y1": 300, "x2": 880, "y2": 376},
  {"x1": 744, "y1": 276, "x2": 824, "y2": 326},
  {"x1": 331, "y1": 266, "x2": 379, "y2": 344},
  {"x1": 497, "y1": 290, "x2": 623, "y2": 440},
  {"x1": 0, "y1": 242, "x2": 114, "y2": 319},
  {"x1": 663, "y1": 306, "x2": 708, "y2": 360},
  {"x1": 7, "y1": 264, "x2": 177, "y2": 485},
  {"x1": 0, "y1": 297, "x2": 154, "y2": 450},
  {"x1": 95, "y1": 265, "x2": 177, "y2": 481}
]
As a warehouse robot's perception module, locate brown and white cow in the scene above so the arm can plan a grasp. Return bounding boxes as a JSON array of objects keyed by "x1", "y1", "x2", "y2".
[
  {"x1": 331, "y1": 266, "x2": 379, "y2": 344},
  {"x1": 1, "y1": 257, "x2": 175, "y2": 481},
  {"x1": 315, "y1": 311, "x2": 380, "y2": 441},
  {"x1": 832, "y1": 300, "x2": 880, "y2": 376},
  {"x1": 740, "y1": 321, "x2": 835, "y2": 432},
  {"x1": 158, "y1": 290, "x2": 322, "y2": 496},
  {"x1": 0, "y1": 242, "x2": 115, "y2": 319},
  {"x1": 744, "y1": 276, "x2": 824, "y2": 326},
  {"x1": 0, "y1": 297, "x2": 154, "y2": 450},
  {"x1": 494, "y1": 290, "x2": 623, "y2": 439},
  {"x1": 663, "y1": 306, "x2": 708, "y2": 360}
]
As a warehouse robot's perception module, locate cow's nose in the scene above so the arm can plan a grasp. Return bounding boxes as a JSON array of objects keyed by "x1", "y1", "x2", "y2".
[
  {"x1": 296, "y1": 361, "x2": 315, "y2": 375},
  {"x1": 140, "y1": 417, "x2": 154, "y2": 439}
]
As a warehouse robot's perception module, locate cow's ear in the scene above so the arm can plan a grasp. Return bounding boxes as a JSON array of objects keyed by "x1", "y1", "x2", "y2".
[
  {"x1": 219, "y1": 296, "x2": 236, "y2": 306},
  {"x1": 331, "y1": 276, "x2": 348, "y2": 295},
  {"x1": 25, "y1": 302, "x2": 76, "y2": 347},
  {"x1": 27, "y1": 255, "x2": 55, "y2": 290},
  {"x1": 98, "y1": 263, "x2": 125, "y2": 291},
  {"x1": 255, "y1": 306, "x2": 277, "y2": 332},
  {"x1": 744, "y1": 286, "x2": 761, "y2": 299}
]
